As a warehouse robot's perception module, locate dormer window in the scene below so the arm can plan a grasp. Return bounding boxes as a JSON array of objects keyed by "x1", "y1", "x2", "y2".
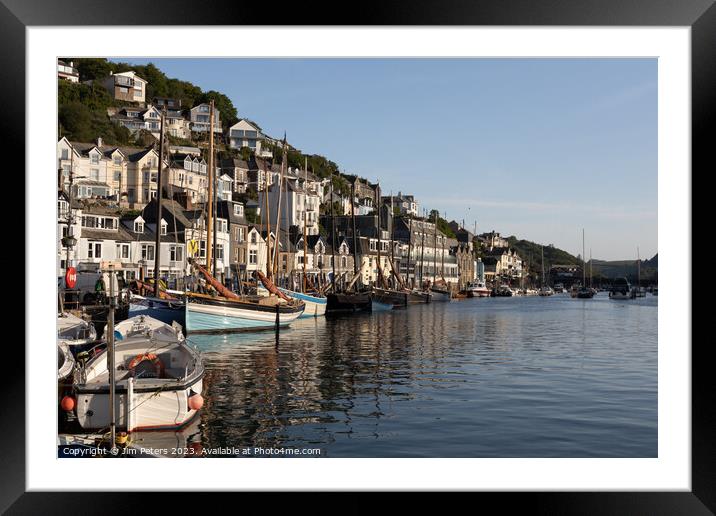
[
  {"x1": 233, "y1": 204, "x2": 243, "y2": 216},
  {"x1": 90, "y1": 153, "x2": 99, "y2": 165},
  {"x1": 134, "y1": 216, "x2": 145, "y2": 233},
  {"x1": 161, "y1": 220, "x2": 168, "y2": 236}
]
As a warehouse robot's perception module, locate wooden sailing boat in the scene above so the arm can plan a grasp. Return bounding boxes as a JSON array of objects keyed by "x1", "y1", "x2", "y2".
[
  {"x1": 185, "y1": 108, "x2": 305, "y2": 333},
  {"x1": 371, "y1": 183, "x2": 412, "y2": 308},
  {"x1": 428, "y1": 211, "x2": 450, "y2": 301},
  {"x1": 576, "y1": 229, "x2": 595, "y2": 299},
  {"x1": 538, "y1": 245, "x2": 554, "y2": 296},
  {"x1": 326, "y1": 180, "x2": 372, "y2": 312},
  {"x1": 258, "y1": 151, "x2": 327, "y2": 317}
]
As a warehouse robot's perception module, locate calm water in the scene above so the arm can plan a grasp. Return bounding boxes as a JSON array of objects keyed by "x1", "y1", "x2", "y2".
[{"x1": 156, "y1": 293, "x2": 658, "y2": 457}]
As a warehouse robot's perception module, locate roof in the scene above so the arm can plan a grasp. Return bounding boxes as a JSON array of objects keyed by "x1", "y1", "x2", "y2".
[
  {"x1": 119, "y1": 218, "x2": 184, "y2": 243},
  {"x1": 69, "y1": 140, "x2": 156, "y2": 163},
  {"x1": 220, "y1": 158, "x2": 250, "y2": 169}
]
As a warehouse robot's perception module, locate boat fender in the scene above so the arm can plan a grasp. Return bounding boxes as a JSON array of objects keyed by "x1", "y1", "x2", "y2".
[{"x1": 128, "y1": 353, "x2": 165, "y2": 378}]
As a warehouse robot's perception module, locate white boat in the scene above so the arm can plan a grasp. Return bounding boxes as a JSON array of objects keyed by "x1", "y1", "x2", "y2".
[
  {"x1": 57, "y1": 342, "x2": 75, "y2": 381},
  {"x1": 538, "y1": 286, "x2": 554, "y2": 296},
  {"x1": 58, "y1": 312, "x2": 97, "y2": 351},
  {"x1": 73, "y1": 316, "x2": 204, "y2": 432},
  {"x1": 258, "y1": 286, "x2": 327, "y2": 317},
  {"x1": 465, "y1": 280, "x2": 490, "y2": 297}
]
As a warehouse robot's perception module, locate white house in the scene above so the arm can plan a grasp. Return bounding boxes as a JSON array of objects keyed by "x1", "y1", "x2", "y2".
[
  {"x1": 57, "y1": 60, "x2": 79, "y2": 83},
  {"x1": 189, "y1": 103, "x2": 221, "y2": 134},
  {"x1": 110, "y1": 105, "x2": 162, "y2": 139},
  {"x1": 226, "y1": 119, "x2": 272, "y2": 158},
  {"x1": 246, "y1": 226, "x2": 268, "y2": 276},
  {"x1": 258, "y1": 169, "x2": 322, "y2": 236},
  {"x1": 99, "y1": 70, "x2": 147, "y2": 104}
]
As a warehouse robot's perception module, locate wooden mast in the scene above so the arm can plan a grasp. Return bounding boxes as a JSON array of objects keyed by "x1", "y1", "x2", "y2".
[
  {"x1": 302, "y1": 157, "x2": 308, "y2": 293},
  {"x1": 432, "y1": 210, "x2": 437, "y2": 286},
  {"x1": 273, "y1": 134, "x2": 286, "y2": 279},
  {"x1": 419, "y1": 210, "x2": 426, "y2": 287},
  {"x1": 375, "y1": 182, "x2": 381, "y2": 288},
  {"x1": 206, "y1": 100, "x2": 215, "y2": 276},
  {"x1": 153, "y1": 106, "x2": 166, "y2": 297},
  {"x1": 264, "y1": 160, "x2": 272, "y2": 280},
  {"x1": 406, "y1": 217, "x2": 412, "y2": 288},
  {"x1": 350, "y1": 181, "x2": 359, "y2": 290},
  {"x1": 330, "y1": 172, "x2": 337, "y2": 292}
]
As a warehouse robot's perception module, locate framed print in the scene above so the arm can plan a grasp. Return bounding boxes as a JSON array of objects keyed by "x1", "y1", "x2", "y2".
[{"x1": 4, "y1": 0, "x2": 711, "y2": 511}]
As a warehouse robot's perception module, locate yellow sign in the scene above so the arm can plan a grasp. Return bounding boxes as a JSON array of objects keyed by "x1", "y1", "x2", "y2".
[{"x1": 188, "y1": 240, "x2": 199, "y2": 256}]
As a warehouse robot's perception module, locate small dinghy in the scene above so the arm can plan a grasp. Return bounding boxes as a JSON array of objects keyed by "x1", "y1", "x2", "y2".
[
  {"x1": 57, "y1": 312, "x2": 97, "y2": 353},
  {"x1": 73, "y1": 316, "x2": 204, "y2": 432}
]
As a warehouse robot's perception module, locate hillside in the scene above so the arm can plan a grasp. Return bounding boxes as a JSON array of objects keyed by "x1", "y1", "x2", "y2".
[{"x1": 504, "y1": 237, "x2": 581, "y2": 270}]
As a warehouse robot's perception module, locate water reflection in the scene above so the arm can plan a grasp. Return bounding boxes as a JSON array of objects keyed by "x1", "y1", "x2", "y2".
[{"x1": 184, "y1": 294, "x2": 657, "y2": 457}]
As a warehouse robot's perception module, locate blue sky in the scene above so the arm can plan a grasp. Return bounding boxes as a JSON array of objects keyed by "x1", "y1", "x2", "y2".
[{"x1": 121, "y1": 58, "x2": 657, "y2": 260}]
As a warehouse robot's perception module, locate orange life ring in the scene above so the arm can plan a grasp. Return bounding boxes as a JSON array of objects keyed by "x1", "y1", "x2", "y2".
[{"x1": 128, "y1": 353, "x2": 165, "y2": 377}]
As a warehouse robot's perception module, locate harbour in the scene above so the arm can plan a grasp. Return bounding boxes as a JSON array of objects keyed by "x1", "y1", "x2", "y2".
[
  {"x1": 60, "y1": 292, "x2": 657, "y2": 458},
  {"x1": 55, "y1": 57, "x2": 659, "y2": 460}
]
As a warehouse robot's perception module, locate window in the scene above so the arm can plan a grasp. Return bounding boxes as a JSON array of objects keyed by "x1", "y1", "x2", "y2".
[
  {"x1": 61, "y1": 149, "x2": 69, "y2": 160},
  {"x1": 249, "y1": 250, "x2": 257, "y2": 264},
  {"x1": 87, "y1": 242, "x2": 102, "y2": 259},
  {"x1": 161, "y1": 222, "x2": 168, "y2": 236},
  {"x1": 128, "y1": 188, "x2": 135, "y2": 201},
  {"x1": 90, "y1": 153, "x2": 99, "y2": 165},
  {"x1": 238, "y1": 227, "x2": 246, "y2": 243},
  {"x1": 141, "y1": 244, "x2": 155, "y2": 261},
  {"x1": 90, "y1": 169, "x2": 99, "y2": 181},
  {"x1": 341, "y1": 256, "x2": 347, "y2": 268},
  {"x1": 199, "y1": 240, "x2": 206, "y2": 258},
  {"x1": 114, "y1": 155, "x2": 122, "y2": 165},
  {"x1": 116, "y1": 243, "x2": 130, "y2": 260},
  {"x1": 114, "y1": 171, "x2": 121, "y2": 181},
  {"x1": 251, "y1": 232, "x2": 257, "y2": 244},
  {"x1": 170, "y1": 245, "x2": 183, "y2": 262},
  {"x1": 134, "y1": 220, "x2": 144, "y2": 233},
  {"x1": 119, "y1": 86, "x2": 128, "y2": 93},
  {"x1": 215, "y1": 244, "x2": 224, "y2": 261}
]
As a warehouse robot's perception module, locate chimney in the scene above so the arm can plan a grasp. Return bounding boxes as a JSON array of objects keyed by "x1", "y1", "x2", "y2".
[{"x1": 96, "y1": 137, "x2": 103, "y2": 147}]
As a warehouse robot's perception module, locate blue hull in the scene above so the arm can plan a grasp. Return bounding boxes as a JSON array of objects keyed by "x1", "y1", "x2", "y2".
[{"x1": 129, "y1": 299, "x2": 186, "y2": 329}]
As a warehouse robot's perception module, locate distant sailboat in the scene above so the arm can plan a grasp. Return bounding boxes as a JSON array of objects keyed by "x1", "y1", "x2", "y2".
[{"x1": 576, "y1": 229, "x2": 595, "y2": 299}]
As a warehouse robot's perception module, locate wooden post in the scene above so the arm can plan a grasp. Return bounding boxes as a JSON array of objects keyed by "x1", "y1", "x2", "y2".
[{"x1": 153, "y1": 106, "x2": 166, "y2": 298}]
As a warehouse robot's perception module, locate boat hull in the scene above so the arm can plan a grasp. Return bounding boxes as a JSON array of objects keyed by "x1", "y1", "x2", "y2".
[
  {"x1": 429, "y1": 288, "x2": 451, "y2": 302},
  {"x1": 326, "y1": 292, "x2": 372, "y2": 312},
  {"x1": 407, "y1": 290, "x2": 431, "y2": 304},
  {"x1": 129, "y1": 295, "x2": 186, "y2": 329},
  {"x1": 76, "y1": 377, "x2": 203, "y2": 432},
  {"x1": 371, "y1": 288, "x2": 408, "y2": 308},
  {"x1": 258, "y1": 287, "x2": 327, "y2": 318},
  {"x1": 186, "y1": 296, "x2": 305, "y2": 333}
]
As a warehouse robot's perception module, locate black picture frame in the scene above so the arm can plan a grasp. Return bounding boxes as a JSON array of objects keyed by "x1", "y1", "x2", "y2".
[{"x1": 5, "y1": 0, "x2": 708, "y2": 511}]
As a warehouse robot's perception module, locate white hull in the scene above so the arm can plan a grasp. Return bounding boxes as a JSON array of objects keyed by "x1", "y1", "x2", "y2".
[{"x1": 74, "y1": 317, "x2": 204, "y2": 432}]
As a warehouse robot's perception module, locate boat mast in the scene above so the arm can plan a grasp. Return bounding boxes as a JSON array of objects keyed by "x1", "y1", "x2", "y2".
[
  {"x1": 273, "y1": 135, "x2": 286, "y2": 280},
  {"x1": 419, "y1": 210, "x2": 426, "y2": 288},
  {"x1": 582, "y1": 228, "x2": 586, "y2": 286},
  {"x1": 637, "y1": 246, "x2": 641, "y2": 288},
  {"x1": 330, "y1": 172, "x2": 337, "y2": 292},
  {"x1": 302, "y1": 157, "x2": 308, "y2": 293},
  {"x1": 350, "y1": 181, "x2": 359, "y2": 290},
  {"x1": 264, "y1": 161, "x2": 272, "y2": 281},
  {"x1": 406, "y1": 217, "x2": 412, "y2": 288},
  {"x1": 432, "y1": 211, "x2": 438, "y2": 286},
  {"x1": 206, "y1": 100, "x2": 214, "y2": 277},
  {"x1": 375, "y1": 182, "x2": 381, "y2": 288},
  {"x1": 153, "y1": 107, "x2": 166, "y2": 297},
  {"x1": 541, "y1": 245, "x2": 544, "y2": 288}
]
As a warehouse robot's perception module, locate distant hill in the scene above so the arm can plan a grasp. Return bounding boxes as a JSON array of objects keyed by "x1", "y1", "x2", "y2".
[
  {"x1": 500, "y1": 238, "x2": 657, "y2": 283},
  {"x1": 504, "y1": 237, "x2": 581, "y2": 270}
]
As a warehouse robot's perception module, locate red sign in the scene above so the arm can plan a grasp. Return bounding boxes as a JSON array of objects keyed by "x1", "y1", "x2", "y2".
[{"x1": 65, "y1": 267, "x2": 77, "y2": 289}]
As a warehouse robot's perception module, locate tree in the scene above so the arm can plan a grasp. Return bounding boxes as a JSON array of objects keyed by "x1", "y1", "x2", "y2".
[
  {"x1": 58, "y1": 102, "x2": 93, "y2": 141},
  {"x1": 74, "y1": 58, "x2": 112, "y2": 81}
]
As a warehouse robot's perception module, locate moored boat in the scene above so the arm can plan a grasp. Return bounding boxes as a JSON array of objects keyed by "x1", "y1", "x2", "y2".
[
  {"x1": 129, "y1": 292, "x2": 186, "y2": 329},
  {"x1": 58, "y1": 312, "x2": 98, "y2": 354},
  {"x1": 258, "y1": 286, "x2": 327, "y2": 318},
  {"x1": 429, "y1": 286, "x2": 451, "y2": 302},
  {"x1": 72, "y1": 316, "x2": 204, "y2": 432},
  {"x1": 371, "y1": 287, "x2": 408, "y2": 308},
  {"x1": 326, "y1": 291, "x2": 373, "y2": 312},
  {"x1": 609, "y1": 277, "x2": 634, "y2": 299},
  {"x1": 465, "y1": 280, "x2": 491, "y2": 298}
]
